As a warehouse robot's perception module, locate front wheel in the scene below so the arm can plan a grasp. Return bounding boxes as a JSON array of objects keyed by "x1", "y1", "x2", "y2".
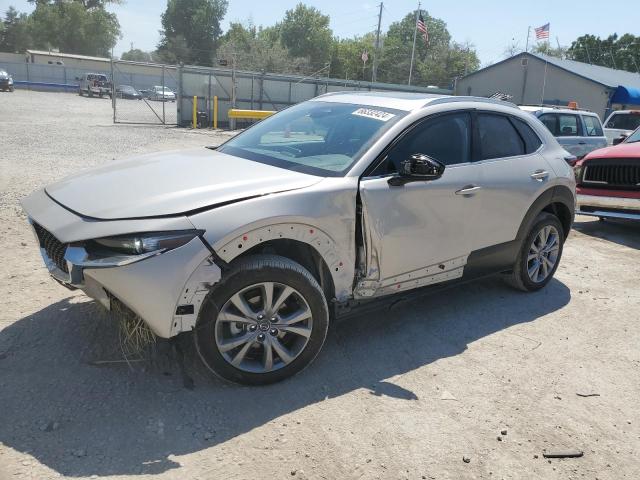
[
  {"x1": 507, "y1": 212, "x2": 564, "y2": 292},
  {"x1": 194, "y1": 255, "x2": 329, "y2": 385}
]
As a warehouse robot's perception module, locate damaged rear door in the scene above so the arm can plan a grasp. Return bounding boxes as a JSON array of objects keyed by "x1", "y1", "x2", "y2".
[{"x1": 356, "y1": 112, "x2": 482, "y2": 298}]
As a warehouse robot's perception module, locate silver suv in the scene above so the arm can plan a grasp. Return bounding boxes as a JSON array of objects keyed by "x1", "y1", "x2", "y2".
[
  {"x1": 520, "y1": 105, "x2": 607, "y2": 159},
  {"x1": 22, "y1": 93, "x2": 576, "y2": 385}
]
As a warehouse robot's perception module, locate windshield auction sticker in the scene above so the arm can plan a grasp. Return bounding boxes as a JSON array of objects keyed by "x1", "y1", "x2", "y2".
[{"x1": 352, "y1": 108, "x2": 396, "y2": 122}]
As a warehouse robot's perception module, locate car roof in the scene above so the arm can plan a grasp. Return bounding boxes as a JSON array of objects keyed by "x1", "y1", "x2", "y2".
[{"x1": 312, "y1": 91, "x2": 519, "y2": 112}]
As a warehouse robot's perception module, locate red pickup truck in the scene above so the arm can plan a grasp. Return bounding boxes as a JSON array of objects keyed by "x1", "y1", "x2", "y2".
[{"x1": 575, "y1": 126, "x2": 640, "y2": 221}]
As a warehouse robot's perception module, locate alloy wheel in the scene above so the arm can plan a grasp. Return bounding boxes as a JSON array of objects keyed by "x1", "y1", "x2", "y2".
[
  {"x1": 526, "y1": 225, "x2": 560, "y2": 283},
  {"x1": 215, "y1": 282, "x2": 313, "y2": 373}
]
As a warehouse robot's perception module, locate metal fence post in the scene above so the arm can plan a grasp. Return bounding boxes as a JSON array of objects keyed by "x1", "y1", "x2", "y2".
[
  {"x1": 208, "y1": 72, "x2": 212, "y2": 128},
  {"x1": 111, "y1": 59, "x2": 116, "y2": 123},
  {"x1": 25, "y1": 62, "x2": 30, "y2": 89},
  {"x1": 258, "y1": 72, "x2": 264, "y2": 110},
  {"x1": 177, "y1": 65, "x2": 182, "y2": 127},
  {"x1": 162, "y1": 65, "x2": 166, "y2": 125}
]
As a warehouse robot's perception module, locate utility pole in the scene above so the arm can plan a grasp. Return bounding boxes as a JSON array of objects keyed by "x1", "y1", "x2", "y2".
[
  {"x1": 525, "y1": 26, "x2": 531, "y2": 53},
  {"x1": 372, "y1": 2, "x2": 383, "y2": 83}
]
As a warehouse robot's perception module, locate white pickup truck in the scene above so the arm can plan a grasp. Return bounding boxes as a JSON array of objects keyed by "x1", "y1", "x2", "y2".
[{"x1": 603, "y1": 110, "x2": 640, "y2": 144}]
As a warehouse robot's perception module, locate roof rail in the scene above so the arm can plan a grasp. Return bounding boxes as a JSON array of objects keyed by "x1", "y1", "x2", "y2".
[
  {"x1": 427, "y1": 96, "x2": 519, "y2": 109},
  {"x1": 520, "y1": 103, "x2": 594, "y2": 113}
]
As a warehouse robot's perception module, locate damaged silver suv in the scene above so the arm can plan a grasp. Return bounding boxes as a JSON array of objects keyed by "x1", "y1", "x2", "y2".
[{"x1": 22, "y1": 92, "x2": 576, "y2": 385}]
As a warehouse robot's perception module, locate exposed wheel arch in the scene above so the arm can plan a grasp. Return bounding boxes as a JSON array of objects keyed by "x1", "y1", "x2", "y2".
[
  {"x1": 230, "y1": 238, "x2": 336, "y2": 303},
  {"x1": 213, "y1": 222, "x2": 352, "y2": 302}
]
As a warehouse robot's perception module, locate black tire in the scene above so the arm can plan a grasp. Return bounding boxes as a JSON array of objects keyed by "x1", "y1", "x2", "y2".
[
  {"x1": 88, "y1": 90, "x2": 93, "y2": 98},
  {"x1": 507, "y1": 212, "x2": 564, "y2": 292},
  {"x1": 78, "y1": 89, "x2": 83, "y2": 96},
  {"x1": 194, "y1": 254, "x2": 329, "y2": 385}
]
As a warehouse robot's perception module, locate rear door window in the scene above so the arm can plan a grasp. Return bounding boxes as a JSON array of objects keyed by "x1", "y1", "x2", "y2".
[
  {"x1": 606, "y1": 113, "x2": 640, "y2": 130},
  {"x1": 582, "y1": 115, "x2": 604, "y2": 136},
  {"x1": 477, "y1": 113, "x2": 525, "y2": 160}
]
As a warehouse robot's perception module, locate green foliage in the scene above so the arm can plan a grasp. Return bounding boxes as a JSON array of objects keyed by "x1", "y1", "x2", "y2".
[
  {"x1": 531, "y1": 42, "x2": 567, "y2": 59},
  {"x1": 279, "y1": 3, "x2": 332, "y2": 70},
  {"x1": 568, "y1": 34, "x2": 640, "y2": 73},
  {"x1": 329, "y1": 34, "x2": 376, "y2": 81},
  {"x1": 0, "y1": 7, "x2": 32, "y2": 53},
  {"x1": 376, "y1": 11, "x2": 479, "y2": 87},
  {"x1": 121, "y1": 48, "x2": 154, "y2": 62},
  {"x1": 217, "y1": 22, "x2": 309, "y2": 73},
  {"x1": 157, "y1": 0, "x2": 228, "y2": 66},
  {"x1": 0, "y1": 1, "x2": 120, "y2": 56}
]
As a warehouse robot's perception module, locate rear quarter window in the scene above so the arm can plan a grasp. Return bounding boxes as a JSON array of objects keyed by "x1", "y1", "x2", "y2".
[
  {"x1": 582, "y1": 115, "x2": 604, "y2": 136},
  {"x1": 510, "y1": 117, "x2": 543, "y2": 153}
]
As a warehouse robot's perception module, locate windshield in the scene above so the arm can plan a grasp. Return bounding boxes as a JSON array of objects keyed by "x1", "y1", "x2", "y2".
[
  {"x1": 606, "y1": 113, "x2": 640, "y2": 131},
  {"x1": 218, "y1": 101, "x2": 406, "y2": 176},
  {"x1": 625, "y1": 127, "x2": 640, "y2": 143}
]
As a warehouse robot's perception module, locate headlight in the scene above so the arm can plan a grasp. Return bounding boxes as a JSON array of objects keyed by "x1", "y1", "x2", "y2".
[
  {"x1": 90, "y1": 231, "x2": 201, "y2": 256},
  {"x1": 573, "y1": 164, "x2": 583, "y2": 183}
]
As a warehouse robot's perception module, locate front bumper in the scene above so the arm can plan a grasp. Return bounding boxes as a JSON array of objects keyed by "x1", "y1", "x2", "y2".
[
  {"x1": 22, "y1": 189, "x2": 221, "y2": 337},
  {"x1": 576, "y1": 193, "x2": 640, "y2": 220}
]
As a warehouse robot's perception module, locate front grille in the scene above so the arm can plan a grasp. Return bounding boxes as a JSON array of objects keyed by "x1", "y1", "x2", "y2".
[
  {"x1": 583, "y1": 159, "x2": 640, "y2": 190},
  {"x1": 33, "y1": 223, "x2": 69, "y2": 273}
]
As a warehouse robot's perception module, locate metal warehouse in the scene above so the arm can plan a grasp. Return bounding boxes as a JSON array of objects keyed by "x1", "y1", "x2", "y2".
[{"x1": 455, "y1": 52, "x2": 640, "y2": 119}]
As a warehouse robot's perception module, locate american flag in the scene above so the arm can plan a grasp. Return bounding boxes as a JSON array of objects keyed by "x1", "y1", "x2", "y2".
[
  {"x1": 535, "y1": 23, "x2": 550, "y2": 40},
  {"x1": 417, "y1": 13, "x2": 429, "y2": 44}
]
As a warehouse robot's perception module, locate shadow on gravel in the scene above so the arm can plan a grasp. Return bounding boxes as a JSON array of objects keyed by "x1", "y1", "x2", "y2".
[
  {"x1": 0, "y1": 277, "x2": 570, "y2": 477},
  {"x1": 573, "y1": 217, "x2": 640, "y2": 250}
]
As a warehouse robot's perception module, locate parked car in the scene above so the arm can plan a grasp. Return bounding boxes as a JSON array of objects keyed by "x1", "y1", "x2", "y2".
[
  {"x1": 151, "y1": 85, "x2": 175, "y2": 102},
  {"x1": 603, "y1": 110, "x2": 640, "y2": 145},
  {"x1": 115, "y1": 85, "x2": 142, "y2": 100},
  {"x1": 77, "y1": 73, "x2": 112, "y2": 98},
  {"x1": 138, "y1": 88, "x2": 153, "y2": 99},
  {"x1": 574, "y1": 125, "x2": 640, "y2": 221},
  {"x1": 21, "y1": 93, "x2": 575, "y2": 385},
  {"x1": 520, "y1": 105, "x2": 607, "y2": 160},
  {"x1": 0, "y1": 69, "x2": 14, "y2": 92}
]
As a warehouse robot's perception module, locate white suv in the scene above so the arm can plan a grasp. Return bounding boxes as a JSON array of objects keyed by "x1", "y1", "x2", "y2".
[
  {"x1": 22, "y1": 93, "x2": 576, "y2": 385},
  {"x1": 520, "y1": 105, "x2": 607, "y2": 159},
  {"x1": 603, "y1": 110, "x2": 640, "y2": 145}
]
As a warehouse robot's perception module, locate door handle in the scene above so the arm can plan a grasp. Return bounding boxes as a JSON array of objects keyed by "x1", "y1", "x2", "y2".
[
  {"x1": 530, "y1": 170, "x2": 549, "y2": 181},
  {"x1": 578, "y1": 141, "x2": 586, "y2": 145},
  {"x1": 455, "y1": 185, "x2": 482, "y2": 196}
]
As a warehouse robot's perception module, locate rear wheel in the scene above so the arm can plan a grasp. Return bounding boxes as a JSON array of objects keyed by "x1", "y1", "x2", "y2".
[
  {"x1": 507, "y1": 212, "x2": 564, "y2": 292},
  {"x1": 78, "y1": 89, "x2": 83, "y2": 96},
  {"x1": 195, "y1": 255, "x2": 329, "y2": 385}
]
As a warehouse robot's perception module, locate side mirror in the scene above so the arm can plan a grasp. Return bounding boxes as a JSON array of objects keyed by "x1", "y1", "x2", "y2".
[
  {"x1": 612, "y1": 134, "x2": 628, "y2": 146},
  {"x1": 388, "y1": 154, "x2": 445, "y2": 186}
]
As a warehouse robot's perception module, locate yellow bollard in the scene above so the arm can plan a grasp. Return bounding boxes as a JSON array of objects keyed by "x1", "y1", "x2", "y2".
[
  {"x1": 213, "y1": 95, "x2": 218, "y2": 129},
  {"x1": 192, "y1": 95, "x2": 197, "y2": 129}
]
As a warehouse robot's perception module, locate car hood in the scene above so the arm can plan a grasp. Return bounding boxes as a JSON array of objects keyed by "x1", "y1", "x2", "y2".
[
  {"x1": 583, "y1": 142, "x2": 640, "y2": 161},
  {"x1": 45, "y1": 148, "x2": 324, "y2": 220}
]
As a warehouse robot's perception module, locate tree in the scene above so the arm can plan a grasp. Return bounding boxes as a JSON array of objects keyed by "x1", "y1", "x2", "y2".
[
  {"x1": 531, "y1": 41, "x2": 567, "y2": 59},
  {"x1": 217, "y1": 21, "x2": 309, "y2": 74},
  {"x1": 27, "y1": 1, "x2": 120, "y2": 57},
  {"x1": 121, "y1": 48, "x2": 154, "y2": 62},
  {"x1": 279, "y1": 3, "x2": 332, "y2": 70},
  {"x1": 329, "y1": 34, "x2": 376, "y2": 81},
  {"x1": 157, "y1": 0, "x2": 228, "y2": 66},
  {"x1": 376, "y1": 10, "x2": 479, "y2": 87},
  {"x1": 0, "y1": 7, "x2": 32, "y2": 53},
  {"x1": 568, "y1": 33, "x2": 640, "y2": 73}
]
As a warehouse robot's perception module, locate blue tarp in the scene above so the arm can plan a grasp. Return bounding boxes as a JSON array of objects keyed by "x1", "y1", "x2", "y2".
[{"x1": 611, "y1": 85, "x2": 640, "y2": 105}]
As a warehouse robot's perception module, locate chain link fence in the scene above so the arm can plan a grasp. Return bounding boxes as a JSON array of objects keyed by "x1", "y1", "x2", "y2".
[
  {"x1": 178, "y1": 65, "x2": 451, "y2": 129},
  {"x1": 112, "y1": 60, "x2": 178, "y2": 125}
]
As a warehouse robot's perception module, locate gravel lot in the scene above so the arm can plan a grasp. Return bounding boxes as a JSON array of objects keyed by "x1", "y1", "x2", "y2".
[{"x1": 1, "y1": 89, "x2": 639, "y2": 480}]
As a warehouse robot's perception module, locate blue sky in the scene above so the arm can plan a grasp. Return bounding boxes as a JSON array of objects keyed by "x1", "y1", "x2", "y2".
[{"x1": 1, "y1": 0, "x2": 636, "y2": 65}]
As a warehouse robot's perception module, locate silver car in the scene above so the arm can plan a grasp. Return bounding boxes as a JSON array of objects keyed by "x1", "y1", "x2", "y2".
[
  {"x1": 22, "y1": 93, "x2": 576, "y2": 385},
  {"x1": 520, "y1": 105, "x2": 607, "y2": 160}
]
